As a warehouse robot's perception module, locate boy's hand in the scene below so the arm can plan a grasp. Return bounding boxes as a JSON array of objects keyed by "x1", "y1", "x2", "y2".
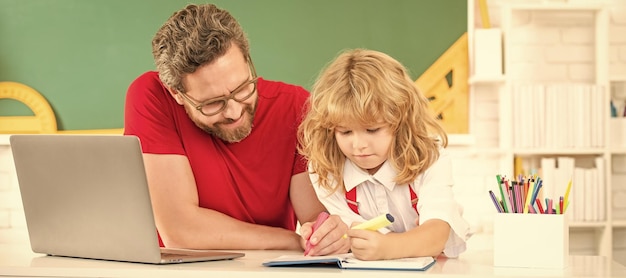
[{"x1": 346, "y1": 228, "x2": 388, "y2": 261}]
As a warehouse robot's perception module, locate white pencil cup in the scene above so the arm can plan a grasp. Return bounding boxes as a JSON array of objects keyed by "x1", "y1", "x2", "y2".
[{"x1": 493, "y1": 213, "x2": 568, "y2": 269}]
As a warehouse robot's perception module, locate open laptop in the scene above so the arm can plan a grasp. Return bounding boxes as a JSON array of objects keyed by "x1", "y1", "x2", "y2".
[{"x1": 10, "y1": 134, "x2": 244, "y2": 264}]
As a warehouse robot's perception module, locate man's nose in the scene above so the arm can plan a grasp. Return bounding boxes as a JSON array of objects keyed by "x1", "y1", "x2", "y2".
[{"x1": 221, "y1": 99, "x2": 243, "y2": 120}]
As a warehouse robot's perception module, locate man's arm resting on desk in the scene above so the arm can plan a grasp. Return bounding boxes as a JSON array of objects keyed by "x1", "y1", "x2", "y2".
[{"x1": 143, "y1": 153, "x2": 301, "y2": 250}]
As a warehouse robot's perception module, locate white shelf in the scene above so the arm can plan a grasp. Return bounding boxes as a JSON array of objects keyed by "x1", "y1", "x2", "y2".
[
  {"x1": 511, "y1": 148, "x2": 606, "y2": 156},
  {"x1": 448, "y1": 134, "x2": 476, "y2": 146},
  {"x1": 609, "y1": 148, "x2": 626, "y2": 155},
  {"x1": 610, "y1": 75, "x2": 626, "y2": 82},
  {"x1": 468, "y1": 0, "x2": 624, "y2": 261},
  {"x1": 492, "y1": 3, "x2": 614, "y2": 260},
  {"x1": 468, "y1": 148, "x2": 506, "y2": 156},
  {"x1": 570, "y1": 221, "x2": 609, "y2": 229},
  {"x1": 469, "y1": 75, "x2": 506, "y2": 85},
  {"x1": 507, "y1": 3, "x2": 604, "y2": 11}
]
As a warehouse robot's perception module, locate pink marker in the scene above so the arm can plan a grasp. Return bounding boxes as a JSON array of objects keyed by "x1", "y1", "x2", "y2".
[{"x1": 304, "y1": 212, "x2": 329, "y2": 255}]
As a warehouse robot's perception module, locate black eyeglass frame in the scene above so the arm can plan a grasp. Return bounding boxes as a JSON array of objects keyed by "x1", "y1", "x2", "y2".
[{"x1": 178, "y1": 56, "x2": 258, "y2": 117}]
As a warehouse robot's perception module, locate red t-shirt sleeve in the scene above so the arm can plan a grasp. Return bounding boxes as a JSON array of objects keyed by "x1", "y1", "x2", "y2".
[{"x1": 123, "y1": 72, "x2": 185, "y2": 155}]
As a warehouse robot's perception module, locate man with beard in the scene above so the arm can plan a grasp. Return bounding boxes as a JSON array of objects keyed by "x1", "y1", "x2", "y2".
[{"x1": 124, "y1": 4, "x2": 349, "y2": 255}]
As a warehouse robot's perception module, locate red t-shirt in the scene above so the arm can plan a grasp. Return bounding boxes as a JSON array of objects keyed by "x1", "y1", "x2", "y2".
[{"x1": 124, "y1": 71, "x2": 309, "y2": 233}]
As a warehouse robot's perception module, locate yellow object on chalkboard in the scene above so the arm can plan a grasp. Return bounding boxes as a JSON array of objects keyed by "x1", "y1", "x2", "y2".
[
  {"x1": 0, "y1": 82, "x2": 57, "y2": 134},
  {"x1": 0, "y1": 82, "x2": 123, "y2": 134},
  {"x1": 415, "y1": 32, "x2": 469, "y2": 134}
]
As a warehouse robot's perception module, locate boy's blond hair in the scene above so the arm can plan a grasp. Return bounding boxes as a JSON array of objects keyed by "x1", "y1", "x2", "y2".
[{"x1": 298, "y1": 49, "x2": 448, "y2": 192}]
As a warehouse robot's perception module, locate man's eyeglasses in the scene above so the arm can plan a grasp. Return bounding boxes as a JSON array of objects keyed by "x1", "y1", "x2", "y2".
[{"x1": 179, "y1": 58, "x2": 258, "y2": 117}]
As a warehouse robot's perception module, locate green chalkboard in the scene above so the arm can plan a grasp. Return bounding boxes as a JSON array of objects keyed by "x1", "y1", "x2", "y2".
[{"x1": 0, "y1": 0, "x2": 466, "y2": 130}]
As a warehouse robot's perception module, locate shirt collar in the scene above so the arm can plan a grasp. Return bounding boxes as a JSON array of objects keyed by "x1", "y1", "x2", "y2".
[{"x1": 343, "y1": 160, "x2": 397, "y2": 192}]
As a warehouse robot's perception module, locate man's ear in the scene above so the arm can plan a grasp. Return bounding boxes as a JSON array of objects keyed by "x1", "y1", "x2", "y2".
[{"x1": 166, "y1": 87, "x2": 184, "y2": 105}]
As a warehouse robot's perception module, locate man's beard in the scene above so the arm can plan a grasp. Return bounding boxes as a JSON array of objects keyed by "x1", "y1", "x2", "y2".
[{"x1": 185, "y1": 102, "x2": 256, "y2": 143}]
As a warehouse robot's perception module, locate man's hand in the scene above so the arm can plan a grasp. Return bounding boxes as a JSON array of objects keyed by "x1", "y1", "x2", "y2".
[{"x1": 299, "y1": 214, "x2": 350, "y2": 256}]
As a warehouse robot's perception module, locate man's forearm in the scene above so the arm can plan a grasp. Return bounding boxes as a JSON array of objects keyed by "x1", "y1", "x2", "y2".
[{"x1": 157, "y1": 206, "x2": 302, "y2": 250}]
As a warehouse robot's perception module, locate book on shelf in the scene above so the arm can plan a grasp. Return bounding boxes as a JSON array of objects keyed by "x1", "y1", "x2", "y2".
[
  {"x1": 516, "y1": 155, "x2": 606, "y2": 222},
  {"x1": 511, "y1": 83, "x2": 605, "y2": 149},
  {"x1": 540, "y1": 157, "x2": 557, "y2": 200},
  {"x1": 262, "y1": 253, "x2": 436, "y2": 271},
  {"x1": 583, "y1": 167, "x2": 596, "y2": 221},
  {"x1": 537, "y1": 156, "x2": 606, "y2": 222},
  {"x1": 573, "y1": 167, "x2": 585, "y2": 221},
  {"x1": 596, "y1": 157, "x2": 605, "y2": 221}
]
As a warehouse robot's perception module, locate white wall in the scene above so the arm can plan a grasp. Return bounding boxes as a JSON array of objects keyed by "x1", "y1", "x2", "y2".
[{"x1": 0, "y1": 136, "x2": 28, "y2": 245}]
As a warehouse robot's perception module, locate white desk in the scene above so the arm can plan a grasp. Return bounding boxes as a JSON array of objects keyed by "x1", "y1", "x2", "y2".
[{"x1": 1, "y1": 244, "x2": 625, "y2": 278}]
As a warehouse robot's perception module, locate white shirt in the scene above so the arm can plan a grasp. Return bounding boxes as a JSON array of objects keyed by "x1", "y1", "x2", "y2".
[{"x1": 310, "y1": 150, "x2": 470, "y2": 258}]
